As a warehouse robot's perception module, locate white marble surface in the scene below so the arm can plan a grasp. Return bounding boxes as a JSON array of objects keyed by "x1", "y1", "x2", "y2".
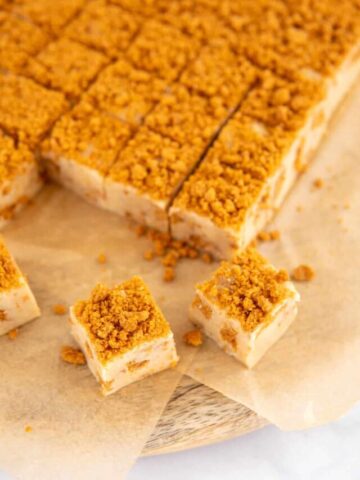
[{"x1": 1, "y1": 403, "x2": 359, "y2": 479}]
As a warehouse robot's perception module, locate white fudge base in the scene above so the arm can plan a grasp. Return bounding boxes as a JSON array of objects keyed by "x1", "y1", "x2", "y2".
[
  {"x1": 70, "y1": 307, "x2": 179, "y2": 395},
  {"x1": 0, "y1": 279, "x2": 41, "y2": 336},
  {"x1": 189, "y1": 285, "x2": 300, "y2": 368}
]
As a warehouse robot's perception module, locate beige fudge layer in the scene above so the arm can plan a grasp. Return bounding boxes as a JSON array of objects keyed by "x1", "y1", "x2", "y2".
[
  {"x1": 0, "y1": 236, "x2": 40, "y2": 336},
  {"x1": 0, "y1": 132, "x2": 42, "y2": 228},
  {"x1": 69, "y1": 277, "x2": 178, "y2": 395},
  {"x1": 171, "y1": 40, "x2": 360, "y2": 258},
  {"x1": 189, "y1": 248, "x2": 300, "y2": 368}
]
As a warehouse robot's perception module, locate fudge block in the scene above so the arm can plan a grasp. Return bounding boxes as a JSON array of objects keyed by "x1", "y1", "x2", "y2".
[
  {"x1": 69, "y1": 277, "x2": 178, "y2": 395},
  {"x1": 189, "y1": 248, "x2": 300, "y2": 368},
  {"x1": 0, "y1": 236, "x2": 40, "y2": 336}
]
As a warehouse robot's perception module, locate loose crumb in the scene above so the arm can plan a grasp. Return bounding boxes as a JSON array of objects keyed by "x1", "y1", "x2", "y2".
[
  {"x1": 313, "y1": 178, "x2": 324, "y2": 189},
  {"x1": 163, "y1": 267, "x2": 175, "y2": 282},
  {"x1": 257, "y1": 230, "x2": 281, "y2": 242},
  {"x1": 97, "y1": 252, "x2": 107, "y2": 264},
  {"x1": 60, "y1": 345, "x2": 86, "y2": 365},
  {"x1": 144, "y1": 250, "x2": 154, "y2": 261},
  {"x1": 291, "y1": 264, "x2": 315, "y2": 282},
  {"x1": 24, "y1": 425, "x2": 32, "y2": 433},
  {"x1": 183, "y1": 329, "x2": 203, "y2": 347},
  {"x1": 7, "y1": 328, "x2": 19, "y2": 340},
  {"x1": 52, "y1": 304, "x2": 67, "y2": 315}
]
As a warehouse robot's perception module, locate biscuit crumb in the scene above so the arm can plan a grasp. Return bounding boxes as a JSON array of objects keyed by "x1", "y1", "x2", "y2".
[
  {"x1": 52, "y1": 304, "x2": 67, "y2": 315},
  {"x1": 291, "y1": 264, "x2": 315, "y2": 282},
  {"x1": 144, "y1": 250, "x2": 154, "y2": 261},
  {"x1": 97, "y1": 253, "x2": 107, "y2": 264},
  {"x1": 24, "y1": 425, "x2": 32, "y2": 433},
  {"x1": 183, "y1": 329, "x2": 203, "y2": 347},
  {"x1": 163, "y1": 267, "x2": 175, "y2": 282},
  {"x1": 7, "y1": 328, "x2": 19, "y2": 340},
  {"x1": 60, "y1": 345, "x2": 86, "y2": 365},
  {"x1": 257, "y1": 230, "x2": 280, "y2": 242},
  {"x1": 313, "y1": 178, "x2": 324, "y2": 189}
]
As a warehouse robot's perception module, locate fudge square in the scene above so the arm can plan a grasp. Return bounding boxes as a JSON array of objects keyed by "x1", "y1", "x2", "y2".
[
  {"x1": 69, "y1": 277, "x2": 178, "y2": 395},
  {"x1": 189, "y1": 248, "x2": 300, "y2": 368},
  {"x1": 0, "y1": 236, "x2": 40, "y2": 336}
]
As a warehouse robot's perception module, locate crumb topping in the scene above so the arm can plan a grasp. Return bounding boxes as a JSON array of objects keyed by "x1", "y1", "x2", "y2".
[
  {"x1": 60, "y1": 345, "x2": 86, "y2": 365},
  {"x1": 97, "y1": 253, "x2": 107, "y2": 264},
  {"x1": 65, "y1": 0, "x2": 141, "y2": 58},
  {"x1": 291, "y1": 264, "x2": 315, "y2": 281},
  {"x1": 73, "y1": 277, "x2": 171, "y2": 361},
  {"x1": 53, "y1": 304, "x2": 67, "y2": 315},
  {"x1": 7, "y1": 328, "x2": 19, "y2": 340},
  {"x1": 0, "y1": 240, "x2": 21, "y2": 292},
  {"x1": 85, "y1": 58, "x2": 167, "y2": 127},
  {"x1": 25, "y1": 38, "x2": 108, "y2": 99},
  {"x1": 0, "y1": 132, "x2": 35, "y2": 182},
  {"x1": 198, "y1": 248, "x2": 293, "y2": 332},
  {"x1": 183, "y1": 329, "x2": 203, "y2": 347},
  {"x1": 257, "y1": 230, "x2": 281, "y2": 242},
  {"x1": 0, "y1": 74, "x2": 68, "y2": 147},
  {"x1": 42, "y1": 102, "x2": 132, "y2": 174},
  {"x1": 127, "y1": 20, "x2": 200, "y2": 81},
  {"x1": 313, "y1": 178, "x2": 324, "y2": 189},
  {"x1": 24, "y1": 425, "x2": 33, "y2": 433}
]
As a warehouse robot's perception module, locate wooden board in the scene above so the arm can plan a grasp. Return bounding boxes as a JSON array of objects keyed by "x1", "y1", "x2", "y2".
[{"x1": 142, "y1": 376, "x2": 268, "y2": 456}]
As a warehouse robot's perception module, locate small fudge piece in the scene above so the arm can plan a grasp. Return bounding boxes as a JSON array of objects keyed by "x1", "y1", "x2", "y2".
[
  {"x1": 69, "y1": 277, "x2": 178, "y2": 395},
  {"x1": 0, "y1": 12, "x2": 49, "y2": 74},
  {"x1": 65, "y1": 0, "x2": 141, "y2": 58},
  {"x1": 0, "y1": 131, "x2": 42, "y2": 228},
  {"x1": 126, "y1": 20, "x2": 200, "y2": 81},
  {"x1": 0, "y1": 74, "x2": 68, "y2": 148},
  {"x1": 25, "y1": 38, "x2": 108, "y2": 99},
  {"x1": 41, "y1": 102, "x2": 132, "y2": 206},
  {"x1": 0, "y1": 236, "x2": 40, "y2": 336},
  {"x1": 12, "y1": 0, "x2": 86, "y2": 35},
  {"x1": 189, "y1": 248, "x2": 300, "y2": 368},
  {"x1": 85, "y1": 58, "x2": 167, "y2": 127}
]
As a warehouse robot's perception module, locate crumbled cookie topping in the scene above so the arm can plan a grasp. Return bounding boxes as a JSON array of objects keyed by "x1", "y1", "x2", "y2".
[
  {"x1": 183, "y1": 329, "x2": 203, "y2": 347},
  {"x1": 61, "y1": 345, "x2": 86, "y2": 365},
  {"x1": 291, "y1": 264, "x2": 315, "y2": 282},
  {"x1": 0, "y1": 240, "x2": 21, "y2": 292}
]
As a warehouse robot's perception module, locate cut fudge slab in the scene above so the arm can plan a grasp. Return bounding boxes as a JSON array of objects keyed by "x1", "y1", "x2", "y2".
[
  {"x1": 64, "y1": 0, "x2": 141, "y2": 59},
  {"x1": 170, "y1": 62, "x2": 360, "y2": 258},
  {"x1": 41, "y1": 102, "x2": 132, "y2": 207},
  {"x1": 104, "y1": 127, "x2": 204, "y2": 231},
  {"x1": 0, "y1": 74, "x2": 68, "y2": 148},
  {"x1": 25, "y1": 38, "x2": 108, "y2": 99},
  {"x1": 69, "y1": 277, "x2": 178, "y2": 395},
  {"x1": 189, "y1": 248, "x2": 300, "y2": 368},
  {"x1": 126, "y1": 20, "x2": 200, "y2": 81},
  {"x1": 0, "y1": 12, "x2": 49, "y2": 74},
  {"x1": 12, "y1": 0, "x2": 86, "y2": 35},
  {"x1": 0, "y1": 236, "x2": 40, "y2": 336},
  {"x1": 0, "y1": 131, "x2": 42, "y2": 228},
  {"x1": 85, "y1": 58, "x2": 167, "y2": 127}
]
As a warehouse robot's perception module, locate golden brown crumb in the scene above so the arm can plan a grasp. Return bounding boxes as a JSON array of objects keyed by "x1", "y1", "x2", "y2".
[
  {"x1": 60, "y1": 345, "x2": 86, "y2": 365},
  {"x1": 291, "y1": 264, "x2": 315, "y2": 282},
  {"x1": 97, "y1": 253, "x2": 107, "y2": 264},
  {"x1": 73, "y1": 277, "x2": 171, "y2": 361},
  {"x1": 0, "y1": 239, "x2": 21, "y2": 291},
  {"x1": 0, "y1": 309, "x2": 6, "y2": 321},
  {"x1": 313, "y1": 178, "x2": 324, "y2": 189},
  {"x1": 24, "y1": 425, "x2": 32, "y2": 433},
  {"x1": 257, "y1": 230, "x2": 281, "y2": 242},
  {"x1": 183, "y1": 329, "x2": 203, "y2": 347},
  {"x1": 198, "y1": 248, "x2": 294, "y2": 332},
  {"x1": 52, "y1": 304, "x2": 67, "y2": 315},
  {"x1": 163, "y1": 267, "x2": 175, "y2": 282},
  {"x1": 143, "y1": 250, "x2": 154, "y2": 261},
  {"x1": 201, "y1": 252, "x2": 213, "y2": 264},
  {"x1": 7, "y1": 328, "x2": 19, "y2": 340}
]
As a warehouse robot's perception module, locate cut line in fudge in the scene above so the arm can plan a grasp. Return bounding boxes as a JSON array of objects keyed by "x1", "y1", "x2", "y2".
[{"x1": 170, "y1": 37, "x2": 360, "y2": 259}]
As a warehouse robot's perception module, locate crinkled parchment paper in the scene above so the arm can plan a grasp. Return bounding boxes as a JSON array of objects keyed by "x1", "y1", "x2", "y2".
[
  {"x1": 186, "y1": 82, "x2": 360, "y2": 430},
  {"x1": 0, "y1": 189, "x2": 214, "y2": 479}
]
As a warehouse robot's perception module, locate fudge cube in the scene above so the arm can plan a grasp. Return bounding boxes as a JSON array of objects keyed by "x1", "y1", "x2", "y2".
[
  {"x1": 0, "y1": 131, "x2": 42, "y2": 228},
  {"x1": 69, "y1": 277, "x2": 178, "y2": 395},
  {"x1": 25, "y1": 38, "x2": 108, "y2": 99},
  {"x1": 189, "y1": 248, "x2": 300, "y2": 368},
  {"x1": 0, "y1": 74, "x2": 68, "y2": 148},
  {"x1": 0, "y1": 236, "x2": 40, "y2": 336}
]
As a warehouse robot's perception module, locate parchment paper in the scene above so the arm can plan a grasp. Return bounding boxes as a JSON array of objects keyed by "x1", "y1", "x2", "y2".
[
  {"x1": 0, "y1": 188, "x2": 214, "y2": 479},
  {"x1": 186, "y1": 81, "x2": 360, "y2": 430}
]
